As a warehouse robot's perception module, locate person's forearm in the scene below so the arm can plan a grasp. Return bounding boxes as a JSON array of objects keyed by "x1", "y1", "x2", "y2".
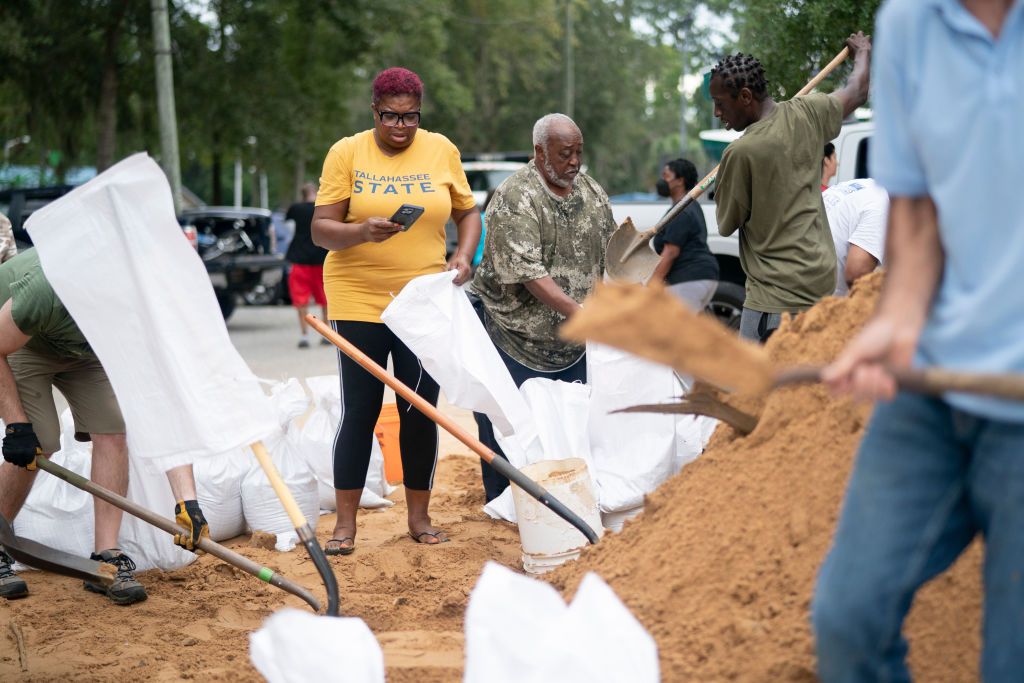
[
  {"x1": 524, "y1": 277, "x2": 582, "y2": 319},
  {"x1": 838, "y1": 48, "x2": 871, "y2": 117},
  {"x1": 0, "y1": 357, "x2": 28, "y2": 424},
  {"x1": 165, "y1": 464, "x2": 198, "y2": 500},
  {"x1": 311, "y1": 218, "x2": 367, "y2": 251},
  {"x1": 874, "y1": 197, "x2": 943, "y2": 330},
  {"x1": 452, "y1": 208, "x2": 482, "y2": 260}
]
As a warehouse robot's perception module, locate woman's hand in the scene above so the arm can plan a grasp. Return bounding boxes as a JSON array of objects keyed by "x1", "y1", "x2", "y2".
[
  {"x1": 361, "y1": 217, "x2": 403, "y2": 243},
  {"x1": 447, "y1": 252, "x2": 472, "y2": 285}
]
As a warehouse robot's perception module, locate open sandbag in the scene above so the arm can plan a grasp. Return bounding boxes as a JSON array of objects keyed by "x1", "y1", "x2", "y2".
[{"x1": 465, "y1": 562, "x2": 658, "y2": 682}]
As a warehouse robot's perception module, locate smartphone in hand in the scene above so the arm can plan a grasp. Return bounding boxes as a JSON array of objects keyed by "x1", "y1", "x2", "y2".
[{"x1": 389, "y1": 204, "x2": 425, "y2": 231}]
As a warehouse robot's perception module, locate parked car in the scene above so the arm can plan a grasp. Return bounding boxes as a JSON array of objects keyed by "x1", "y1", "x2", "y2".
[
  {"x1": 611, "y1": 119, "x2": 874, "y2": 330},
  {"x1": 178, "y1": 207, "x2": 285, "y2": 319}
]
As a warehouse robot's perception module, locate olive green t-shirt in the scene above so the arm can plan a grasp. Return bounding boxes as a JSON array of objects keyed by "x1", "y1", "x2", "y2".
[
  {"x1": 472, "y1": 161, "x2": 615, "y2": 371},
  {"x1": 0, "y1": 248, "x2": 93, "y2": 359},
  {"x1": 716, "y1": 93, "x2": 843, "y2": 313}
]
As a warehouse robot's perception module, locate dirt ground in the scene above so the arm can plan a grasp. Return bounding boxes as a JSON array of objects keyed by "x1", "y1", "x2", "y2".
[
  {"x1": 0, "y1": 453, "x2": 519, "y2": 682},
  {"x1": 0, "y1": 276, "x2": 986, "y2": 682}
]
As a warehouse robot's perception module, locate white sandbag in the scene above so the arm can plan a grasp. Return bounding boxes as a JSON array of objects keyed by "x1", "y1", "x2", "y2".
[
  {"x1": 464, "y1": 562, "x2": 659, "y2": 683},
  {"x1": 194, "y1": 448, "x2": 250, "y2": 541},
  {"x1": 299, "y1": 375, "x2": 394, "y2": 511},
  {"x1": 119, "y1": 454, "x2": 195, "y2": 572},
  {"x1": 242, "y1": 428, "x2": 320, "y2": 549},
  {"x1": 27, "y1": 153, "x2": 278, "y2": 473},
  {"x1": 586, "y1": 343, "x2": 680, "y2": 514},
  {"x1": 250, "y1": 608, "x2": 384, "y2": 683},
  {"x1": 484, "y1": 379, "x2": 591, "y2": 523},
  {"x1": 381, "y1": 270, "x2": 531, "y2": 437},
  {"x1": 13, "y1": 412, "x2": 95, "y2": 561}
]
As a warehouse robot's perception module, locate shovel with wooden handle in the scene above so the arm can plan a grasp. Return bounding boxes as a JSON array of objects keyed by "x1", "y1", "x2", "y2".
[
  {"x1": 562, "y1": 281, "x2": 1024, "y2": 402},
  {"x1": 246, "y1": 441, "x2": 340, "y2": 616},
  {"x1": 30, "y1": 456, "x2": 325, "y2": 613},
  {"x1": 605, "y1": 46, "x2": 852, "y2": 284},
  {"x1": 0, "y1": 513, "x2": 114, "y2": 587},
  {"x1": 306, "y1": 315, "x2": 601, "y2": 546}
]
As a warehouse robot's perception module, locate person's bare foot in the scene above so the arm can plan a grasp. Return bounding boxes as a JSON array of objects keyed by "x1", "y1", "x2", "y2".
[{"x1": 408, "y1": 519, "x2": 449, "y2": 545}]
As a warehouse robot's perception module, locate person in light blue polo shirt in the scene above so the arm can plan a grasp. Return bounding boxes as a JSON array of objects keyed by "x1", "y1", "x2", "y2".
[{"x1": 813, "y1": 1, "x2": 1024, "y2": 681}]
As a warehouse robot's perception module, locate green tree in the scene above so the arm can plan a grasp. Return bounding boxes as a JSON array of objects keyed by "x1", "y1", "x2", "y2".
[{"x1": 706, "y1": 0, "x2": 880, "y2": 98}]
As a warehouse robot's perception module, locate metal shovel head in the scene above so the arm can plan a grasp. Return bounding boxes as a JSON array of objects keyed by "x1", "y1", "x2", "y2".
[
  {"x1": 605, "y1": 218, "x2": 661, "y2": 284},
  {"x1": 0, "y1": 514, "x2": 114, "y2": 586}
]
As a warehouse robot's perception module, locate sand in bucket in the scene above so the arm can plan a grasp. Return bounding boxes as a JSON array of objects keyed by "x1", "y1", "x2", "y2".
[{"x1": 510, "y1": 458, "x2": 604, "y2": 575}]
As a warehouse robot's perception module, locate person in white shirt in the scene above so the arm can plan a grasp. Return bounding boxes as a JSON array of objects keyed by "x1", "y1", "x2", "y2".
[{"x1": 823, "y1": 178, "x2": 889, "y2": 295}]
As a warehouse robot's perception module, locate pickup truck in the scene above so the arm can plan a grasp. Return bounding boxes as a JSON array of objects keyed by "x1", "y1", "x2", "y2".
[{"x1": 611, "y1": 120, "x2": 874, "y2": 328}]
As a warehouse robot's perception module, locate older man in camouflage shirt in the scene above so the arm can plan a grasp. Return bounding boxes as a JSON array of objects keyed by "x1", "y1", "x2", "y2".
[{"x1": 471, "y1": 113, "x2": 615, "y2": 501}]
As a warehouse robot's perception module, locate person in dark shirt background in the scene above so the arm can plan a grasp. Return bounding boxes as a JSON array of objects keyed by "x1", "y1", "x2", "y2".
[
  {"x1": 650, "y1": 158, "x2": 720, "y2": 311},
  {"x1": 284, "y1": 182, "x2": 329, "y2": 348}
]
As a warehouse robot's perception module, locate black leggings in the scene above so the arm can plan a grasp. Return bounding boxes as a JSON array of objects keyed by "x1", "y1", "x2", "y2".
[{"x1": 331, "y1": 320, "x2": 440, "y2": 491}]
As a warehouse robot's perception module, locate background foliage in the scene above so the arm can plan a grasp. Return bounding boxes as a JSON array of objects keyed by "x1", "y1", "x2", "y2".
[{"x1": 0, "y1": 0, "x2": 879, "y2": 204}]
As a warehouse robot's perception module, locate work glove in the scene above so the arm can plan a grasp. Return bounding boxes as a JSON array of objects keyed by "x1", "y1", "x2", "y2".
[
  {"x1": 173, "y1": 499, "x2": 210, "y2": 552},
  {"x1": 3, "y1": 423, "x2": 41, "y2": 469}
]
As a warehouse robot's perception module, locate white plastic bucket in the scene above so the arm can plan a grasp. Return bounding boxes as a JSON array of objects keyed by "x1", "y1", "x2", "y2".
[{"x1": 510, "y1": 458, "x2": 604, "y2": 575}]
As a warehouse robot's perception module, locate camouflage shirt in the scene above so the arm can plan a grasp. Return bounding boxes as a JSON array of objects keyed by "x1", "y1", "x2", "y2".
[{"x1": 472, "y1": 160, "x2": 615, "y2": 370}]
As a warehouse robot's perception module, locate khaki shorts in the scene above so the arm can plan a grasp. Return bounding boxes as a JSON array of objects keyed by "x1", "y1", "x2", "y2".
[{"x1": 9, "y1": 347, "x2": 125, "y2": 454}]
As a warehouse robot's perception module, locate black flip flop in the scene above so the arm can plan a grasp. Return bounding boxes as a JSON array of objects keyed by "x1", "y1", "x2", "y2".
[
  {"x1": 408, "y1": 530, "x2": 450, "y2": 545},
  {"x1": 324, "y1": 537, "x2": 355, "y2": 556}
]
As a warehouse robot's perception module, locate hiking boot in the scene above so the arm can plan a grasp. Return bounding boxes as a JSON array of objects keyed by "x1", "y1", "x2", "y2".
[
  {"x1": 0, "y1": 549, "x2": 29, "y2": 599},
  {"x1": 84, "y1": 550, "x2": 147, "y2": 605}
]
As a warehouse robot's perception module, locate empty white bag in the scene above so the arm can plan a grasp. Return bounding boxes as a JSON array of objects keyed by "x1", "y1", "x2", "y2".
[
  {"x1": 250, "y1": 608, "x2": 384, "y2": 683},
  {"x1": 381, "y1": 270, "x2": 531, "y2": 437},
  {"x1": 26, "y1": 153, "x2": 278, "y2": 473},
  {"x1": 464, "y1": 562, "x2": 659, "y2": 683}
]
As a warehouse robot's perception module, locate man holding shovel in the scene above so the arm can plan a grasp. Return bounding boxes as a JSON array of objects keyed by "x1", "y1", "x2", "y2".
[
  {"x1": 0, "y1": 248, "x2": 209, "y2": 603},
  {"x1": 710, "y1": 32, "x2": 872, "y2": 342},
  {"x1": 813, "y1": 1, "x2": 1024, "y2": 680}
]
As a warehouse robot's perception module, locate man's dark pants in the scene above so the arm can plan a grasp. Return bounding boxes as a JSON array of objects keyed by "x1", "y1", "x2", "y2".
[{"x1": 471, "y1": 299, "x2": 586, "y2": 502}]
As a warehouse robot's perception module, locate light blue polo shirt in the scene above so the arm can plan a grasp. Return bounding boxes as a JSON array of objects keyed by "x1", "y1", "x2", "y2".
[{"x1": 872, "y1": 0, "x2": 1024, "y2": 422}]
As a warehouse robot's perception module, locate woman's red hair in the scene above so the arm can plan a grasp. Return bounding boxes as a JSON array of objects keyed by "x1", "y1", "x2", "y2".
[{"x1": 372, "y1": 67, "x2": 423, "y2": 103}]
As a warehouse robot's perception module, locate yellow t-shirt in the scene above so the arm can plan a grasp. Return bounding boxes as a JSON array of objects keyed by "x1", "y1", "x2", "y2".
[{"x1": 316, "y1": 129, "x2": 476, "y2": 321}]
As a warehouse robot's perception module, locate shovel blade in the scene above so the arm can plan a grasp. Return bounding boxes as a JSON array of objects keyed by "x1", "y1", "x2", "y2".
[
  {"x1": 0, "y1": 515, "x2": 114, "y2": 586},
  {"x1": 605, "y1": 219, "x2": 661, "y2": 283}
]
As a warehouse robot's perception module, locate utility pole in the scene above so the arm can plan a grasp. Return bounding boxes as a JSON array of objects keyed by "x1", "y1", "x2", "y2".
[
  {"x1": 151, "y1": 0, "x2": 182, "y2": 213},
  {"x1": 564, "y1": 0, "x2": 574, "y2": 118}
]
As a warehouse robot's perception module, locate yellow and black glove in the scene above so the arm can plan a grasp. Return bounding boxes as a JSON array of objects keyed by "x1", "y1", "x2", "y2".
[
  {"x1": 173, "y1": 499, "x2": 210, "y2": 552},
  {"x1": 3, "y1": 423, "x2": 42, "y2": 469}
]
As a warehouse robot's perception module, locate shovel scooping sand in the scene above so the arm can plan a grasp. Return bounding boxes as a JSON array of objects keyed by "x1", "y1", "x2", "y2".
[{"x1": 562, "y1": 282, "x2": 1024, "y2": 402}]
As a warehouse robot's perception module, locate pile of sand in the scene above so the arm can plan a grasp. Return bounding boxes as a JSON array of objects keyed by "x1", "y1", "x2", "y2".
[{"x1": 551, "y1": 273, "x2": 983, "y2": 682}]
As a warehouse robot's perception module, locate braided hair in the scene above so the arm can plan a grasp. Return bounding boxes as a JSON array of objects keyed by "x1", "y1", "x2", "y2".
[{"x1": 710, "y1": 53, "x2": 768, "y2": 101}]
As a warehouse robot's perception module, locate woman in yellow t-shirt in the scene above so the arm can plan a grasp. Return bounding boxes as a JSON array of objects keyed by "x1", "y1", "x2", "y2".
[{"x1": 311, "y1": 67, "x2": 481, "y2": 555}]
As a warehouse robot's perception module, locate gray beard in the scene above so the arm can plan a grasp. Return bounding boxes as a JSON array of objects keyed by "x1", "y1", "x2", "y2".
[{"x1": 542, "y1": 157, "x2": 574, "y2": 189}]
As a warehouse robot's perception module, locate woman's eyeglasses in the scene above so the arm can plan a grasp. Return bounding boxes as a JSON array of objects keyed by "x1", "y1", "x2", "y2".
[{"x1": 376, "y1": 110, "x2": 421, "y2": 127}]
